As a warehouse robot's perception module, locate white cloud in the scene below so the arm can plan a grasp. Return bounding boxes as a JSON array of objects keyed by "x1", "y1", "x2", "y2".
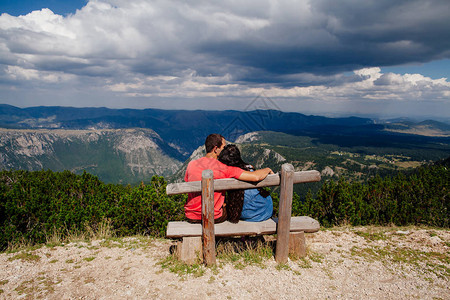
[
  {"x1": 102, "y1": 66, "x2": 449, "y2": 107},
  {"x1": 5, "y1": 65, "x2": 75, "y2": 83}
]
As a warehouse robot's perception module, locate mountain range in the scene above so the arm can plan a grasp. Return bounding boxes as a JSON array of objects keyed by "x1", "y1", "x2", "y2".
[{"x1": 1, "y1": 104, "x2": 449, "y2": 184}]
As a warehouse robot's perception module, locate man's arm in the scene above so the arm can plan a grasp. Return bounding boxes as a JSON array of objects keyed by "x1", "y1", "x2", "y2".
[{"x1": 238, "y1": 168, "x2": 273, "y2": 182}]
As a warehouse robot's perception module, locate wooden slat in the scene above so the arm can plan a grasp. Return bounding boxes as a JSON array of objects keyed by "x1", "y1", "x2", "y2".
[
  {"x1": 201, "y1": 170, "x2": 216, "y2": 266},
  {"x1": 166, "y1": 216, "x2": 320, "y2": 238},
  {"x1": 166, "y1": 170, "x2": 321, "y2": 195},
  {"x1": 276, "y1": 163, "x2": 294, "y2": 263}
]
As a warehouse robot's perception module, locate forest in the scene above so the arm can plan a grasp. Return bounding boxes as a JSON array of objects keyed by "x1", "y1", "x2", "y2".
[{"x1": 0, "y1": 156, "x2": 448, "y2": 251}]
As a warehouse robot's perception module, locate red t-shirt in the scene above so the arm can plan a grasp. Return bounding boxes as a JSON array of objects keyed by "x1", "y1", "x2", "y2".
[{"x1": 184, "y1": 157, "x2": 244, "y2": 220}]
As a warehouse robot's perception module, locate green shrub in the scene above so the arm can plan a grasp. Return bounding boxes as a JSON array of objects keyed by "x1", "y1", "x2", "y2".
[
  {"x1": 0, "y1": 170, "x2": 185, "y2": 250},
  {"x1": 1, "y1": 158, "x2": 448, "y2": 250},
  {"x1": 291, "y1": 162, "x2": 449, "y2": 228}
]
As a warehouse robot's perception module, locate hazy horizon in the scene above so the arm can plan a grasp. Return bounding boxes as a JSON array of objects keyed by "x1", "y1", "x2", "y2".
[{"x1": 2, "y1": 102, "x2": 450, "y2": 124}]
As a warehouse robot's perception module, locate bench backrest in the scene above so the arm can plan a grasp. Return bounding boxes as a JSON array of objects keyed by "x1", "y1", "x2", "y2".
[{"x1": 166, "y1": 169, "x2": 321, "y2": 195}]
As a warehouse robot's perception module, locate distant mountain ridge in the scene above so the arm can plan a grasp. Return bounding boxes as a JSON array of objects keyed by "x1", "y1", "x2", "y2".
[
  {"x1": 1, "y1": 104, "x2": 449, "y2": 184},
  {"x1": 0, "y1": 104, "x2": 393, "y2": 156},
  {"x1": 383, "y1": 119, "x2": 450, "y2": 137}
]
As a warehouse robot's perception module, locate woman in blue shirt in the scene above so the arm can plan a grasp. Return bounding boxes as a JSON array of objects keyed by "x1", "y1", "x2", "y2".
[{"x1": 218, "y1": 144, "x2": 273, "y2": 222}]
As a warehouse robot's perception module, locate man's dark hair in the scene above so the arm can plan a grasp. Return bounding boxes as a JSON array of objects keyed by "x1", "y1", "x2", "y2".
[{"x1": 205, "y1": 133, "x2": 224, "y2": 153}]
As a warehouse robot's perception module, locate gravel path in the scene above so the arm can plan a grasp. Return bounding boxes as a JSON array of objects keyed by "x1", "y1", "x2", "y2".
[{"x1": 0, "y1": 227, "x2": 448, "y2": 299}]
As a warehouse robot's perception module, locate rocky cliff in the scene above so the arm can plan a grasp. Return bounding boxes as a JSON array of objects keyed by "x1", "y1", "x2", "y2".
[{"x1": 0, "y1": 128, "x2": 182, "y2": 184}]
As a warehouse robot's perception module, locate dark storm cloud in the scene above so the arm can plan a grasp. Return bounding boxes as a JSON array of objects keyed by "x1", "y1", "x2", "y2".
[
  {"x1": 0, "y1": 0, "x2": 449, "y2": 117},
  {"x1": 193, "y1": 0, "x2": 450, "y2": 82}
]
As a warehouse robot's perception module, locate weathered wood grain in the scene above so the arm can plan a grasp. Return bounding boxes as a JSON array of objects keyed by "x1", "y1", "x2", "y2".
[
  {"x1": 166, "y1": 216, "x2": 320, "y2": 238},
  {"x1": 275, "y1": 163, "x2": 294, "y2": 264},
  {"x1": 288, "y1": 231, "x2": 306, "y2": 258},
  {"x1": 178, "y1": 236, "x2": 202, "y2": 264},
  {"x1": 201, "y1": 169, "x2": 216, "y2": 266},
  {"x1": 166, "y1": 170, "x2": 321, "y2": 195}
]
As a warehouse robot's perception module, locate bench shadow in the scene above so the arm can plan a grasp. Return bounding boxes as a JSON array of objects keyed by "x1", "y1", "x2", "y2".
[{"x1": 168, "y1": 235, "x2": 277, "y2": 258}]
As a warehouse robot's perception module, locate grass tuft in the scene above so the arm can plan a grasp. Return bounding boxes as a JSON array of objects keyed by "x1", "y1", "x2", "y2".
[
  {"x1": 157, "y1": 254, "x2": 206, "y2": 278},
  {"x1": 308, "y1": 251, "x2": 324, "y2": 263},
  {"x1": 85, "y1": 218, "x2": 115, "y2": 240},
  {"x1": 216, "y1": 237, "x2": 273, "y2": 269},
  {"x1": 354, "y1": 230, "x2": 387, "y2": 241},
  {"x1": 297, "y1": 257, "x2": 313, "y2": 268},
  {"x1": 8, "y1": 252, "x2": 40, "y2": 262},
  {"x1": 45, "y1": 227, "x2": 65, "y2": 248},
  {"x1": 6, "y1": 237, "x2": 36, "y2": 253},
  {"x1": 275, "y1": 263, "x2": 291, "y2": 271},
  {"x1": 83, "y1": 256, "x2": 96, "y2": 262}
]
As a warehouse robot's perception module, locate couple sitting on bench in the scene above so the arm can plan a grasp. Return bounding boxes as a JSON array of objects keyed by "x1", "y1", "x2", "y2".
[{"x1": 184, "y1": 133, "x2": 274, "y2": 224}]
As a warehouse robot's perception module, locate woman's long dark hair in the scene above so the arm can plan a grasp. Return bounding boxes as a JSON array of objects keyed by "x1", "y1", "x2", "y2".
[
  {"x1": 218, "y1": 144, "x2": 251, "y2": 223},
  {"x1": 218, "y1": 144, "x2": 251, "y2": 171}
]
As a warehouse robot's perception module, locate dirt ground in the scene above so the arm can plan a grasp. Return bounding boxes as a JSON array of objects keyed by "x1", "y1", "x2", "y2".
[{"x1": 0, "y1": 226, "x2": 448, "y2": 299}]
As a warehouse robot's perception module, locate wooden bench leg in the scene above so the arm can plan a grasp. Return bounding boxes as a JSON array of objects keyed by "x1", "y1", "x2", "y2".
[
  {"x1": 177, "y1": 236, "x2": 202, "y2": 265},
  {"x1": 289, "y1": 231, "x2": 306, "y2": 259}
]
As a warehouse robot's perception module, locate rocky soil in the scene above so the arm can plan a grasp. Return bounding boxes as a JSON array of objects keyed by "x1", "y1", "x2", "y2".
[{"x1": 0, "y1": 226, "x2": 448, "y2": 299}]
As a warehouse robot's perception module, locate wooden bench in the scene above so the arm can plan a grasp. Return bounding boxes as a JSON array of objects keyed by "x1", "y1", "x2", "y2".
[{"x1": 166, "y1": 163, "x2": 321, "y2": 265}]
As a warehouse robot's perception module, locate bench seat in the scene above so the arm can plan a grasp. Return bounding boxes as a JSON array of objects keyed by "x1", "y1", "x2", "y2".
[{"x1": 166, "y1": 216, "x2": 320, "y2": 238}]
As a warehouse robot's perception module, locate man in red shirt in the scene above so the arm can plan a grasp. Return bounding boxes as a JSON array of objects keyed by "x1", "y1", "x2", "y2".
[{"x1": 184, "y1": 133, "x2": 273, "y2": 223}]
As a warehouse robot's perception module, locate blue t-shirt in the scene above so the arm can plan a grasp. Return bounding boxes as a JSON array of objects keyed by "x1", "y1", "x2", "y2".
[{"x1": 240, "y1": 188, "x2": 273, "y2": 222}]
